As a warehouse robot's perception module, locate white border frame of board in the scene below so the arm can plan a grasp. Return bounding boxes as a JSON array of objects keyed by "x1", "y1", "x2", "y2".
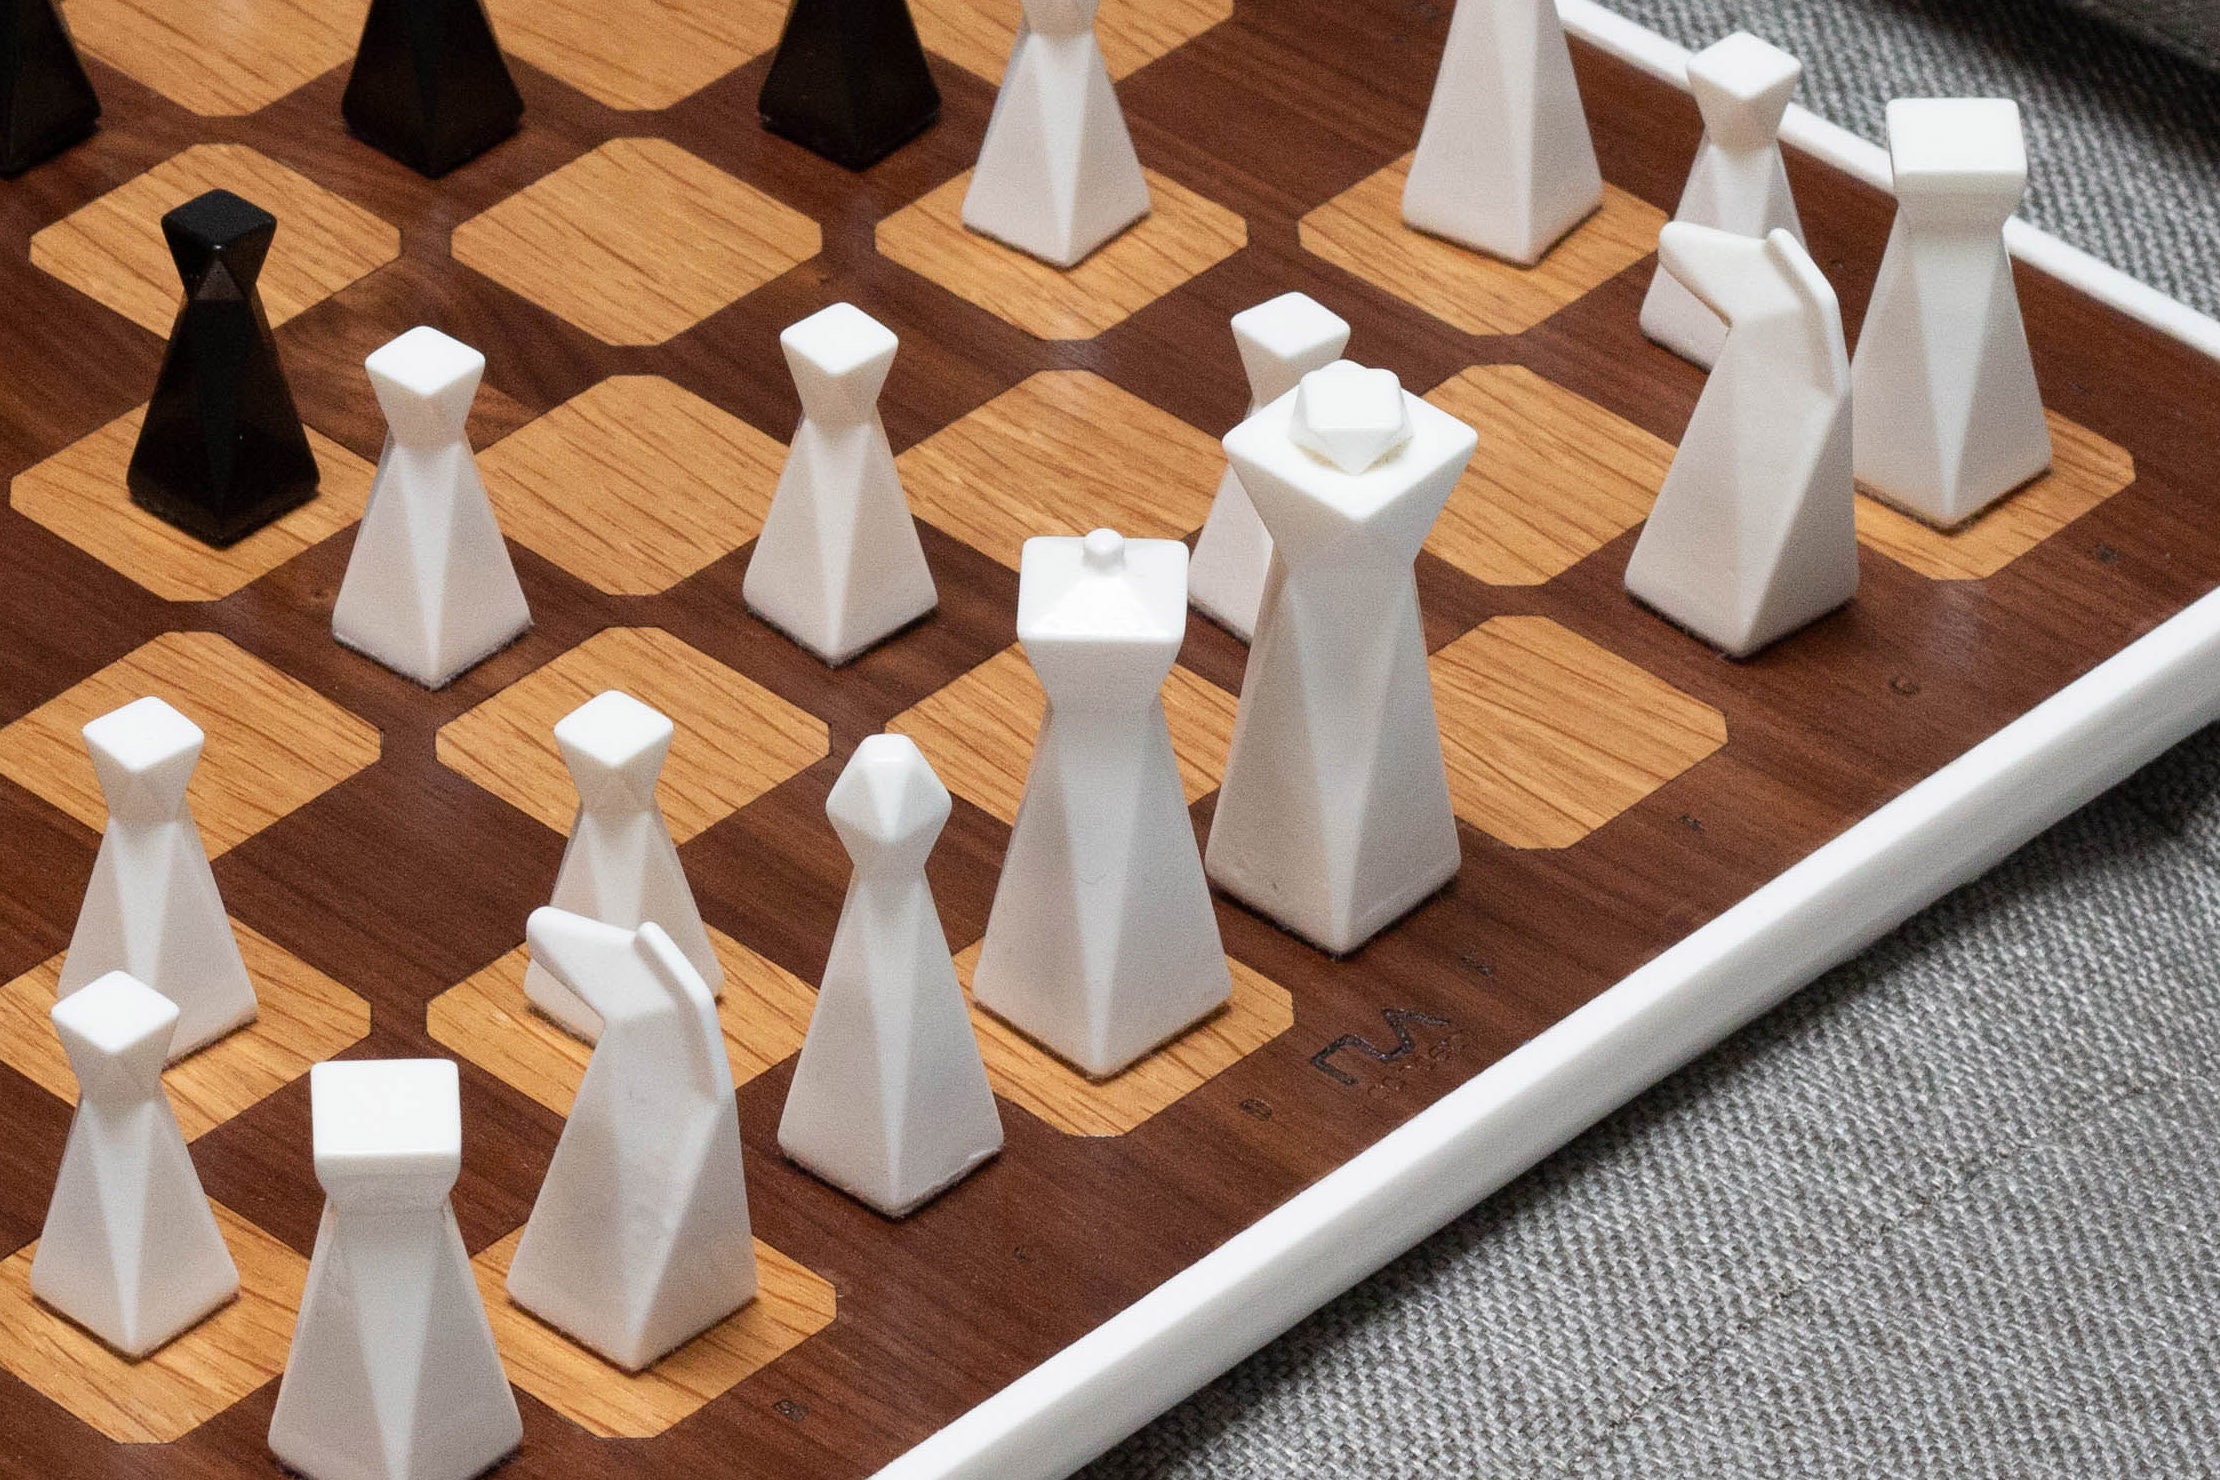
[{"x1": 876, "y1": 5, "x2": 2220, "y2": 1476}]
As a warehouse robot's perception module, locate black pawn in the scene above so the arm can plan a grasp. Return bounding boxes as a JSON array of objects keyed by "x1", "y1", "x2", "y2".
[
  {"x1": 0, "y1": 0, "x2": 99, "y2": 177},
  {"x1": 127, "y1": 191, "x2": 319, "y2": 549},
  {"x1": 341, "y1": 0, "x2": 522, "y2": 178},
  {"x1": 759, "y1": 0, "x2": 939, "y2": 171}
]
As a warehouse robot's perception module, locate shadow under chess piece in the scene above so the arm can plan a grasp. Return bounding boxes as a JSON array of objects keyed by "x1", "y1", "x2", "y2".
[
  {"x1": 127, "y1": 190, "x2": 319, "y2": 548},
  {"x1": 759, "y1": 0, "x2": 940, "y2": 170},
  {"x1": 342, "y1": 0, "x2": 522, "y2": 178},
  {"x1": 0, "y1": 0, "x2": 99, "y2": 176}
]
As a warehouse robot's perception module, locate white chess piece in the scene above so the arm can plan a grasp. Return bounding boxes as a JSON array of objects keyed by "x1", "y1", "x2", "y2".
[
  {"x1": 58, "y1": 696, "x2": 255, "y2": 1060},
  {"x1": 1401, "y1": 0, "x2": 1603, "y2": 265},
  {"x1": 744, "y1": 303, "x2": 938, "y2": 664},
  {"x1": 1851, "y1": 98, "x2": 2050, "y2": 527},
  {"x1": 779, "y1": 735, "x2": 1001, "y2": 1214},
  {"x1": 961, "y1": 0, "x2": 1151, "y2": 268},
  {"x1": 30, "y1": 972, "x2": 238, "y2": 1356},
  {"x1": 1639, "y1": 33, "x2": 1806, "y2": 369},
  {"x1": 1625, "y1": 224, "x2": 1856, "y2": 657},
  {"x1": 1189, "y1": 293, "x2": 1351, "y2": 642},
  {"x1": 507, "y1": 910, "x2": 757, "y2": 1370},
  {"x1": 269, "y1": 1059, "x2": 520, "y2": 1480},
  {"x1": 973, "y1": 531, "x2": 1231, "y2": 1075},
  {"x1": 332, "y1": 326, "x2": 531, "y2": 689},
  {"x1": 1208, "y1": 364, "x2": 1476, "y2": 956},
  {"x1": 522, "y1": 691, "x2": 723, "y2": 1043}
]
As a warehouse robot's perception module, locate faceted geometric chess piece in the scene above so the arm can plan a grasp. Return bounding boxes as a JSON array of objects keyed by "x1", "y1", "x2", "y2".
[
  {"x1": 1625, "y1": 224, "x2": 1856, "y2": 657},
  {"x1": 127, "y1": 190, "x2": 320, "y2": 548},
  {"x1": 342, "y1": 0, "x2": 523, "y2": 178},
  {"x1": 1209, "y1": 364, "x2": 1477, "y2": 956},
  {"x1": 974, "y1": 531, "x2": 1231, "y2": 1075},
  {"x1": 780, "y1": 735, "x2": 1001, "y2": 1214},
  {"x1": 1639, "y1": 32, "x2": 1805, "y2": 370},
  {"x1": 31, "y1": 972, "x2": 238, "y2": 1357},
  {"x1": 1402, "y1": 0, "x2": 1602, "y2": 265},
  {"x1": 59, "y1": 697, "x2": 256, "y2": 1060},
  {"x1": 507, "y1": 910, "x2": 757, "y2": 1370},
  {"x1": 961, "y1": 0, "x2": 1150, "y2": 268},
  {"x1": 332, "y1": 326, "x2": 531, "y2": 689},
  {"x1": 1189, "y1": 293, "x2": 1351, "y2": 642},
  {"x1": 0, "y1": 0, "x2": 100, "y2": 177},
  {"x1": 522, "y1": 691, "x2": 723, "y2": 1043},
  {"x1": 744, "y1": 303, "x2": 937, "y2": 665},
  {"x1": 1851, "y1": 98, "x2": 2050, "y2": 527},
  {"x1": 269, "y1": 1060, "x2": 521, "y2": 1480},
  {"x1": 759, "y1": 0, "x2": 940, "y2": 170}
]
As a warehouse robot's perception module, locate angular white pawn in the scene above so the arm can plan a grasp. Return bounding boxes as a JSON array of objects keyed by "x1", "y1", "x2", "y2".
[
  {"x1": 1639, "y1": 33, "x2": 1806, "y2": 369},
  {"x1": 31, "y1": 972, "x2": 238, "y2": 1356},
  {"x1": 974, "y1": 531, "x2": 1230, "y2": 1076},
  {"x1": 1188, "y1": 292, "x2": 1351, "y2": 642},
  {"x1": 507, "y1": 910, "x2": 757, "y2": 1369},
  {"x1": 59, "y1": 696, "x2": 255, "y2": 1059},
  {"x1": 1209, "y1": 364, "x2": 1476, "y2": 956},
  {"x1": 269, "y1": 1060, "x2": 520, "y2": 1480},
  {"x1": 523, "y1": 691, "x2": 723, "y2": 1042},
  {"x1": 779, "y1": 735, "x2": 1001, "y2": 1215},
  {"x1": 961, "y1": 0, "x2": 1151, "y2": 268},
  {"x1": 744, "y1": 303, "x2": 938, "y2": 664},
  {"x1": 1402, "y1": 0, "x2": 1603, "y2": 265},
  {"x1": 332, "y1": 326, "x2": 531, "y2": 689},
  {"x1": 1625, "y1": 224, "x2": 1856, "y2": 657},
  {"x1": 1851, "y1": 98, "x2": 2050, "y2": 527}
]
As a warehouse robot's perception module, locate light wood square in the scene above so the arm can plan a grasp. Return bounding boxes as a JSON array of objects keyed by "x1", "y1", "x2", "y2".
[
  {"x1": 1856, "y1": 411, "x2": 2136, "y2": 580},
  {"x1": 436, "y1": 626, "x2": 829, "y2": 843},
  {"x1": 898, "y1": 370, "x2": 1222, "y2": 569},
  {"x1": 478, "y1": 376, "x2": 786, "y2": 596},
  {"x1": 913, "y1": 0, "x2": 1233, "y2": 83},
  {"x1": 30, "y1": 143, "x2": 400, "y2": 337},
  {"x1": 474, "y1": 1231, "x2": 835, "y2": 1439},
  {"x1": 1300, "y1": 156, "x2": 1665, "y2": 337},
  {"x1": 0, "y1": 630, "x2": 382, "y2": 857},
  {"x1": 1430, "y1": 617, "x2": 1725, "y2": 850},
  {"x1": 453, "y1": 138, "x2": 822, "y2": 347},
  {"x1": 875, "y1": 170, "x2": 1246, "y2": 340},
  {"x1": 65, "y1": 0, "x2": 369, "y2": 116},
  {"x1": 485, "y1": 0, "x2": 785, "y2": 111}
]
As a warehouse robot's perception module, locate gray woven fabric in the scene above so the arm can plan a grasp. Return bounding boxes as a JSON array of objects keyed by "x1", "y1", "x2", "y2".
[{"x1": 1086, "y1": 5, "x2": 2220, "y2": 1475}]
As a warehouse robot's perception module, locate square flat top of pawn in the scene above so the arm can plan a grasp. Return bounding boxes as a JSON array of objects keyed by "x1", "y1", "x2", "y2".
[
  {"x1": 81, "y1": 695, "x2": 202, "y2": 771},
  {"x1": 1232, "y1": 291, "x2": 1349, "y2": 360},
  {"x1": 366, "y1": 326, "x2": 487, "y2": 400},
  {"x1": 1687, "y1": 31, "x2": 1802, "y2": 100},
  {"x1": 163, "y1": 188, "x2": 275, "y2": 250},
  {"x1": 1887, "y1": 98, "x2": 2027, "y2": 186},
  {"x1": 51, "y1": 972, "x2": 180, "y2": 1056},
  {"x1": 782, "y1": 302, "x2": 898, "y2": 377},
  {"x1": 310, "y1": 1059, "x2": 461, "y2": 1173},
  {"x1": 554, "y1": 689, "x2": 674, "y2": 770}
]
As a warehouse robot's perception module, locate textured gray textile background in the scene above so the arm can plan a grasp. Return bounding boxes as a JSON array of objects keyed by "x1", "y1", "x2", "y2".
[{"x1": 1086, "y1": 4, "x2": 2220, "y2": 1475}]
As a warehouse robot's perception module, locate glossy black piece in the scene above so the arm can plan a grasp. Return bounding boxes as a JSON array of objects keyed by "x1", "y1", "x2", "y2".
[
  {"x1": 342, "y1": 0, "x2": 522, "y2": 178},
  {"x1": 127, "y1": 191, "x2": 319, "y2": 549},
  {"x1": 758, "y1": 0, "x2": 940, "y2": 171},
  {"x1": 0, "y1": 0, "x2": 99, "y2": 177}
]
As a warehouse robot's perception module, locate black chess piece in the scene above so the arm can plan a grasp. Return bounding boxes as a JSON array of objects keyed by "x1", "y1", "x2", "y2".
[
  {"x1": 341, "y1": 0, "x2": 522, "y2": 178},
  {"x1": 0, "y1": 0, "x2": 100, "y2": 176},
  {"x1": 758, "y1": 0, "x2": 940, "y2": 171},
  {"x1": 127, "y1": 191, "x2": 320, "y2": 548}
]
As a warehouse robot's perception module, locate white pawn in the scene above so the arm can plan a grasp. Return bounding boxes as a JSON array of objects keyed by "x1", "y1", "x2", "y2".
[
  {"x1": 1640, "y1": 33, "x2": 1806, "y2": 369},
  {"x1": 779, "y1": 736, "x2": 1001, "y2": 1215},
  {"x1": 1210, "y1": 364, "x2": 1476, "y2": 956},
  {"x1": 31, "y1": 972, "x2": 238, "y2": 1356},
  {"x1": 269, "y1": 1059, "x2": 520, "y2": 1480},
  {"x1": 523, "y1": 691, "x2": 723, "y2": 1043},
  {"x1": 1189, "y1": 293, "x2": 1350, "y2": 642},
  {"x1": 744, "y1": 303, "x2": 938, "y2": 665},
  {"x1": 961, "y1": 0, "x2": 1151, "y2": 268},
  {"x1": 59, "y1": 696, "x2": 255, "y2": 1060},
  {"x1": 333, "y1": 326, "x2": 532, "y2": 689},
  {"x1": 1625, "y1": 224, "x2": 1856, "y2": 657},
  {"x1": 507, "y1": 910, "x2": 757, "y2": 1370},
  {"x1": 1402, "y1": 0, "x2": 1603, "y2": 265},
  {"x1": 973, "y1": 531, "x2": 1230, "y2": 1076},
  {"x1": 1851, "y1": 98, "x2": 2050, "y2": 527}
]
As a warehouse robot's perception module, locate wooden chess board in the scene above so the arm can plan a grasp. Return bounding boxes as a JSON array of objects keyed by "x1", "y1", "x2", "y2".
[{"x1": 2, "y1": 1, "x2": 2218, "y2": 1477}]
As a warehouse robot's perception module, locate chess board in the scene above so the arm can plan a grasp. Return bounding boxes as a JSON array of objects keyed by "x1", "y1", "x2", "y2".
[{"x1": 1, "y1": 0, "x2": 2218, "y2": 1477}]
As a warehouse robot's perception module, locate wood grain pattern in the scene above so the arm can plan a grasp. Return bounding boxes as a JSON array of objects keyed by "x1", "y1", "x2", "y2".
[
  {"x1": 910, "y1": 0, "x2": 1235, "y2": 84},
  {"x1": 65, "y1": 0, "x2": 368, "y2": 116},
  {"x1": 483, "y1": 0, "x2": 785, "y2": 111},
  {"x1": 452, "y1": 138, "x2": 822, "y2": 348},
  {"x1": 875, "y1": 169, "x2": 1246, "y2": 339}
]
